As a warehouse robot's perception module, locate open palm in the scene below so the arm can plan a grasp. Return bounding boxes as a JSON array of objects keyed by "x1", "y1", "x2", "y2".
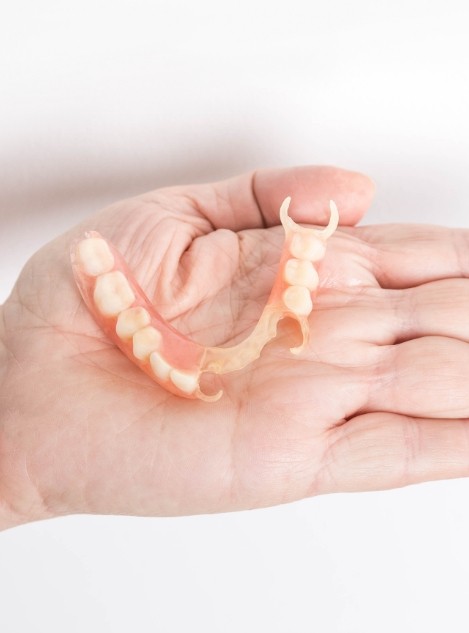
[{"x1": 2, "y1": 165, "x2": 469, "y2": 527}]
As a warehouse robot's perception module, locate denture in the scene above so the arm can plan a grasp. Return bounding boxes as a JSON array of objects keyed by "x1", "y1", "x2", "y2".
[{"x1": 70, "y1": 197, "x2": 338, "y2": 402}]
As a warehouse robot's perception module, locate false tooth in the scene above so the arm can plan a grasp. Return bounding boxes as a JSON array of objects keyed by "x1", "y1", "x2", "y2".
[
  {"x1": 132, "y1": 326, "x2": 162, "y2": 360},
  {"x1": 150, "y1": 351, "x2": 172, "y2": 380},
  {"x1": 94, "y1": 271, "x2": 135, "y2": 317},
  {"x1": 282, "y1": 285, "x2": 313, "y2": 316},
  {"x1": 76, "y1": 237, "x2": 115, "y2": 276},
  {"x1": 283, "y1": 259, "x2": 319, "y2": 291},
  {"x1": 170, "y1": 369, "x2": 198, "y2": 394},
  {"x1": 116, "y1": 307, "x2": 151, "y2": 339},
  {"x1": 289, "y1": 234, "x2": 326, "y2": 262}
]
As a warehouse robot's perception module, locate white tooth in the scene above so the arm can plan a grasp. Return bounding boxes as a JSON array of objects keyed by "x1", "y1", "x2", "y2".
[
  {"x1": 132, "y1": 326, "x2": 162, "y2": 360},
  {"x1": 116, "y1": 307, "x2": 151, "y2": 339},
  {"x1": 282, "y1": 285, "x2": 313, "y2": 316},
  {"x1": 170, "y1": 369, "x2": 198, "y2": 394},
  {"x1": 77, "y1": 238, "x2": 115, "y2": 276},
  {"x1": 290, "y1": 233, "x2": 326, "y2": 262},
  {"x1": 150, "y1": 352, "x2": 172, "y2": 381},
  {"x1": 94, "y1": 271, "x2": 135, "y2": 316},
  {"x1": 283, "y1": 259, "x2": 319, "y2": 291}
]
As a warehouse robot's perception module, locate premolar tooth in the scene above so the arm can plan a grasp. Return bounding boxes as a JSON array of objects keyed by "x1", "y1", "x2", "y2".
[
  {"x1": 282, "y1": 285, "x2": 313, "y2": 316},
  {"x1": 94, "y1": 271, "x2": 135, "y2": 316},
  {"x1": 283, "y1": 259, "x2": 319, "y2": 291},
  {"x1": 170, "y1": 369, "x2": 198, "y2": 394},
  {"x1": 77, "y1": 237, "x2": 115, "y2": 276},
  {"x1": 116, "y1": 307, "x2": 151, "y2": 339},
  {"x1": 133, "y1": 326, "x2": 162, "y2": 360},
  {"x1": 150, "y1": 351, "x2": 172, "y2": 380},
  {"x1": 290, "y1": 234, "x2": 326, "y2": 261}
]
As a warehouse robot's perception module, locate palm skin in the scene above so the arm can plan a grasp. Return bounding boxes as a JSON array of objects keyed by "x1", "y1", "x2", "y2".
[{"x1": 1, "y1": 165, "x2": 469, "y2": 529}]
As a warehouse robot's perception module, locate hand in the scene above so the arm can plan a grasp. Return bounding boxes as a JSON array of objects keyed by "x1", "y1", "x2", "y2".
[{"x1": 1, "y1": 165, "x2": 468, "y2": 529}]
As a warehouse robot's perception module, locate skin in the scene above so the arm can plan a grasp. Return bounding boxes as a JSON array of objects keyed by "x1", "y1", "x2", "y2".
[{"x1": 1, "y1": 164, "x2": 469, "y2": 531}]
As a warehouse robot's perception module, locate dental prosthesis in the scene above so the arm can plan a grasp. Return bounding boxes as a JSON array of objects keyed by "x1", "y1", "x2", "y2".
[{"x1": 71, "y1": 197, "x2": 339, "y2": 402}]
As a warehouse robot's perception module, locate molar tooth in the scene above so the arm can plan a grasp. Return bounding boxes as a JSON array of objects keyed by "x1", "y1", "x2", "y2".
[
  {"x1": 77, "y1": 237, "x2": 115, "y2": 276},
  {"x1": 116, "y1": 307, "x2": 151, "y2": 339},
  {"x1": 283, "y1": 259, "x2": 319, "y2": 291},
  {"x1": 170, "y1": 369, "x2": 198, "y2": 394},
  {"x1": 94, "y1": 271, "x2": 135, "y2": 317},
  {"x1": 150, "y1": 351, "x2": 172, "y2": 380},
  {"x1": 133, "y1": 326, "x2": 162, "y2": 360},
  {"x1": 282, "y1": 285, "x2": 313, "y2": 316},
  {"x1": 290, "y1": 234, "x2": 326, "y2": 262}
]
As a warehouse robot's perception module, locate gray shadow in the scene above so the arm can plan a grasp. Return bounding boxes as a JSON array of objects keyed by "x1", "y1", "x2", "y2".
[{"x1": 0, "y1": 131, "x2": 274, "y2": 225}]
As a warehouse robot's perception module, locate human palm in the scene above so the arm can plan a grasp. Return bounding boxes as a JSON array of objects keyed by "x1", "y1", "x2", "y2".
[{"x1": 1, "y1": 165, "x2": 469, "y2": 527}]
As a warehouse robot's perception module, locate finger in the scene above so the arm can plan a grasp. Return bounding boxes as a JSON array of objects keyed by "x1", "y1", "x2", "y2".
[
  {"x1": 313, "y1": 279, "x2": 469, "y2": 347},
  {"x1": 318, "y1": 412, "x2": 469, "y2": 493},
  {"x1": 188, "y1": 165, "x2": 375, "y2": 232},
  {"x1": 391, "y1": 279, "x2": 469, "y2": 343},
  {"x1": 352, "y1": 223, "x2": 469, "y2": 288},
  {"x1": 252, "y1": 165, "x2": 375, "y2": 228},
  {"x1": 367, "y1": 336, "x2": 469, "y2": 418}
]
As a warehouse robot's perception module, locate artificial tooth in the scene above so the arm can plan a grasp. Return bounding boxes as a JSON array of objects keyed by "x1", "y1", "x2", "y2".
[
  {"x1": 76, "y1": 237, "x2": 115, "y2": 276},
  {"x1": 150, "y1": 351, "x2": 172, "y2": 380},
  {"x1": 116, "y1": 307, "x2": 151, "y2": 339},
  {"x1": 132, "y1": 326, "x2": 162, "y2": 360},
  {"x1": 282, "y1": 285, "x2": 313, "y2": 316},
  {"x1": 170, "y1": 369, "x2": 198, "y2": 394},
  {"x1": 93, "y1": 271, "x2": 135, "y2": 317},
  {"x1": 289, "y1": 233, "x2": 326, "y2": 262},
  {"x1": 283, "y1": 259, "x2": 319, "y2": 291}
]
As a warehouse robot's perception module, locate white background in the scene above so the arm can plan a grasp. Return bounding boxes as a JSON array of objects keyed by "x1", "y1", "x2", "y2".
[{"x1": 1, "y1": 1, "x2": 469, "y2": 631}]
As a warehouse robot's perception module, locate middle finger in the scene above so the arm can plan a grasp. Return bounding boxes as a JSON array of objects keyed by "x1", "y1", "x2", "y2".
[{"x1": 313, "y1": 278, "x2": 469, "y2": 348}]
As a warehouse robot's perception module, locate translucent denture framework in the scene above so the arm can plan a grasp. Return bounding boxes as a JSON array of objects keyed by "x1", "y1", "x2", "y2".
[{"x1": 71, "y1": 197, "x2": 339, "y2": 402}]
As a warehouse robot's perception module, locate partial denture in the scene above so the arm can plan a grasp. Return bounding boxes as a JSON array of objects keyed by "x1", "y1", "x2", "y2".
[{"x1": 70, "y1": 197, "x2": 338, "y2": 402}]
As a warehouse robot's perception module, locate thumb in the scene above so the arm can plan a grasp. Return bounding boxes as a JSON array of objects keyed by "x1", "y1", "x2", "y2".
[{"x1": 252, "y1": 165, "x2": 375, "y2": 228}]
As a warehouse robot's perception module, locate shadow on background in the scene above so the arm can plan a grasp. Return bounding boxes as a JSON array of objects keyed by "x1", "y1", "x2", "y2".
[
  {"x1": 0, "y1": 132, "x2": 275, "y2": 224},
  {"x1": 0, "y1": 130, "x2": 276, "y2": 299}
]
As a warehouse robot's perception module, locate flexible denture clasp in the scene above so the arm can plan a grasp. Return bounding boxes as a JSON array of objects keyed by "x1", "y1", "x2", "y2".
[{"x1": 70, "y1": 197, "x2": 339, "y2": 402}]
